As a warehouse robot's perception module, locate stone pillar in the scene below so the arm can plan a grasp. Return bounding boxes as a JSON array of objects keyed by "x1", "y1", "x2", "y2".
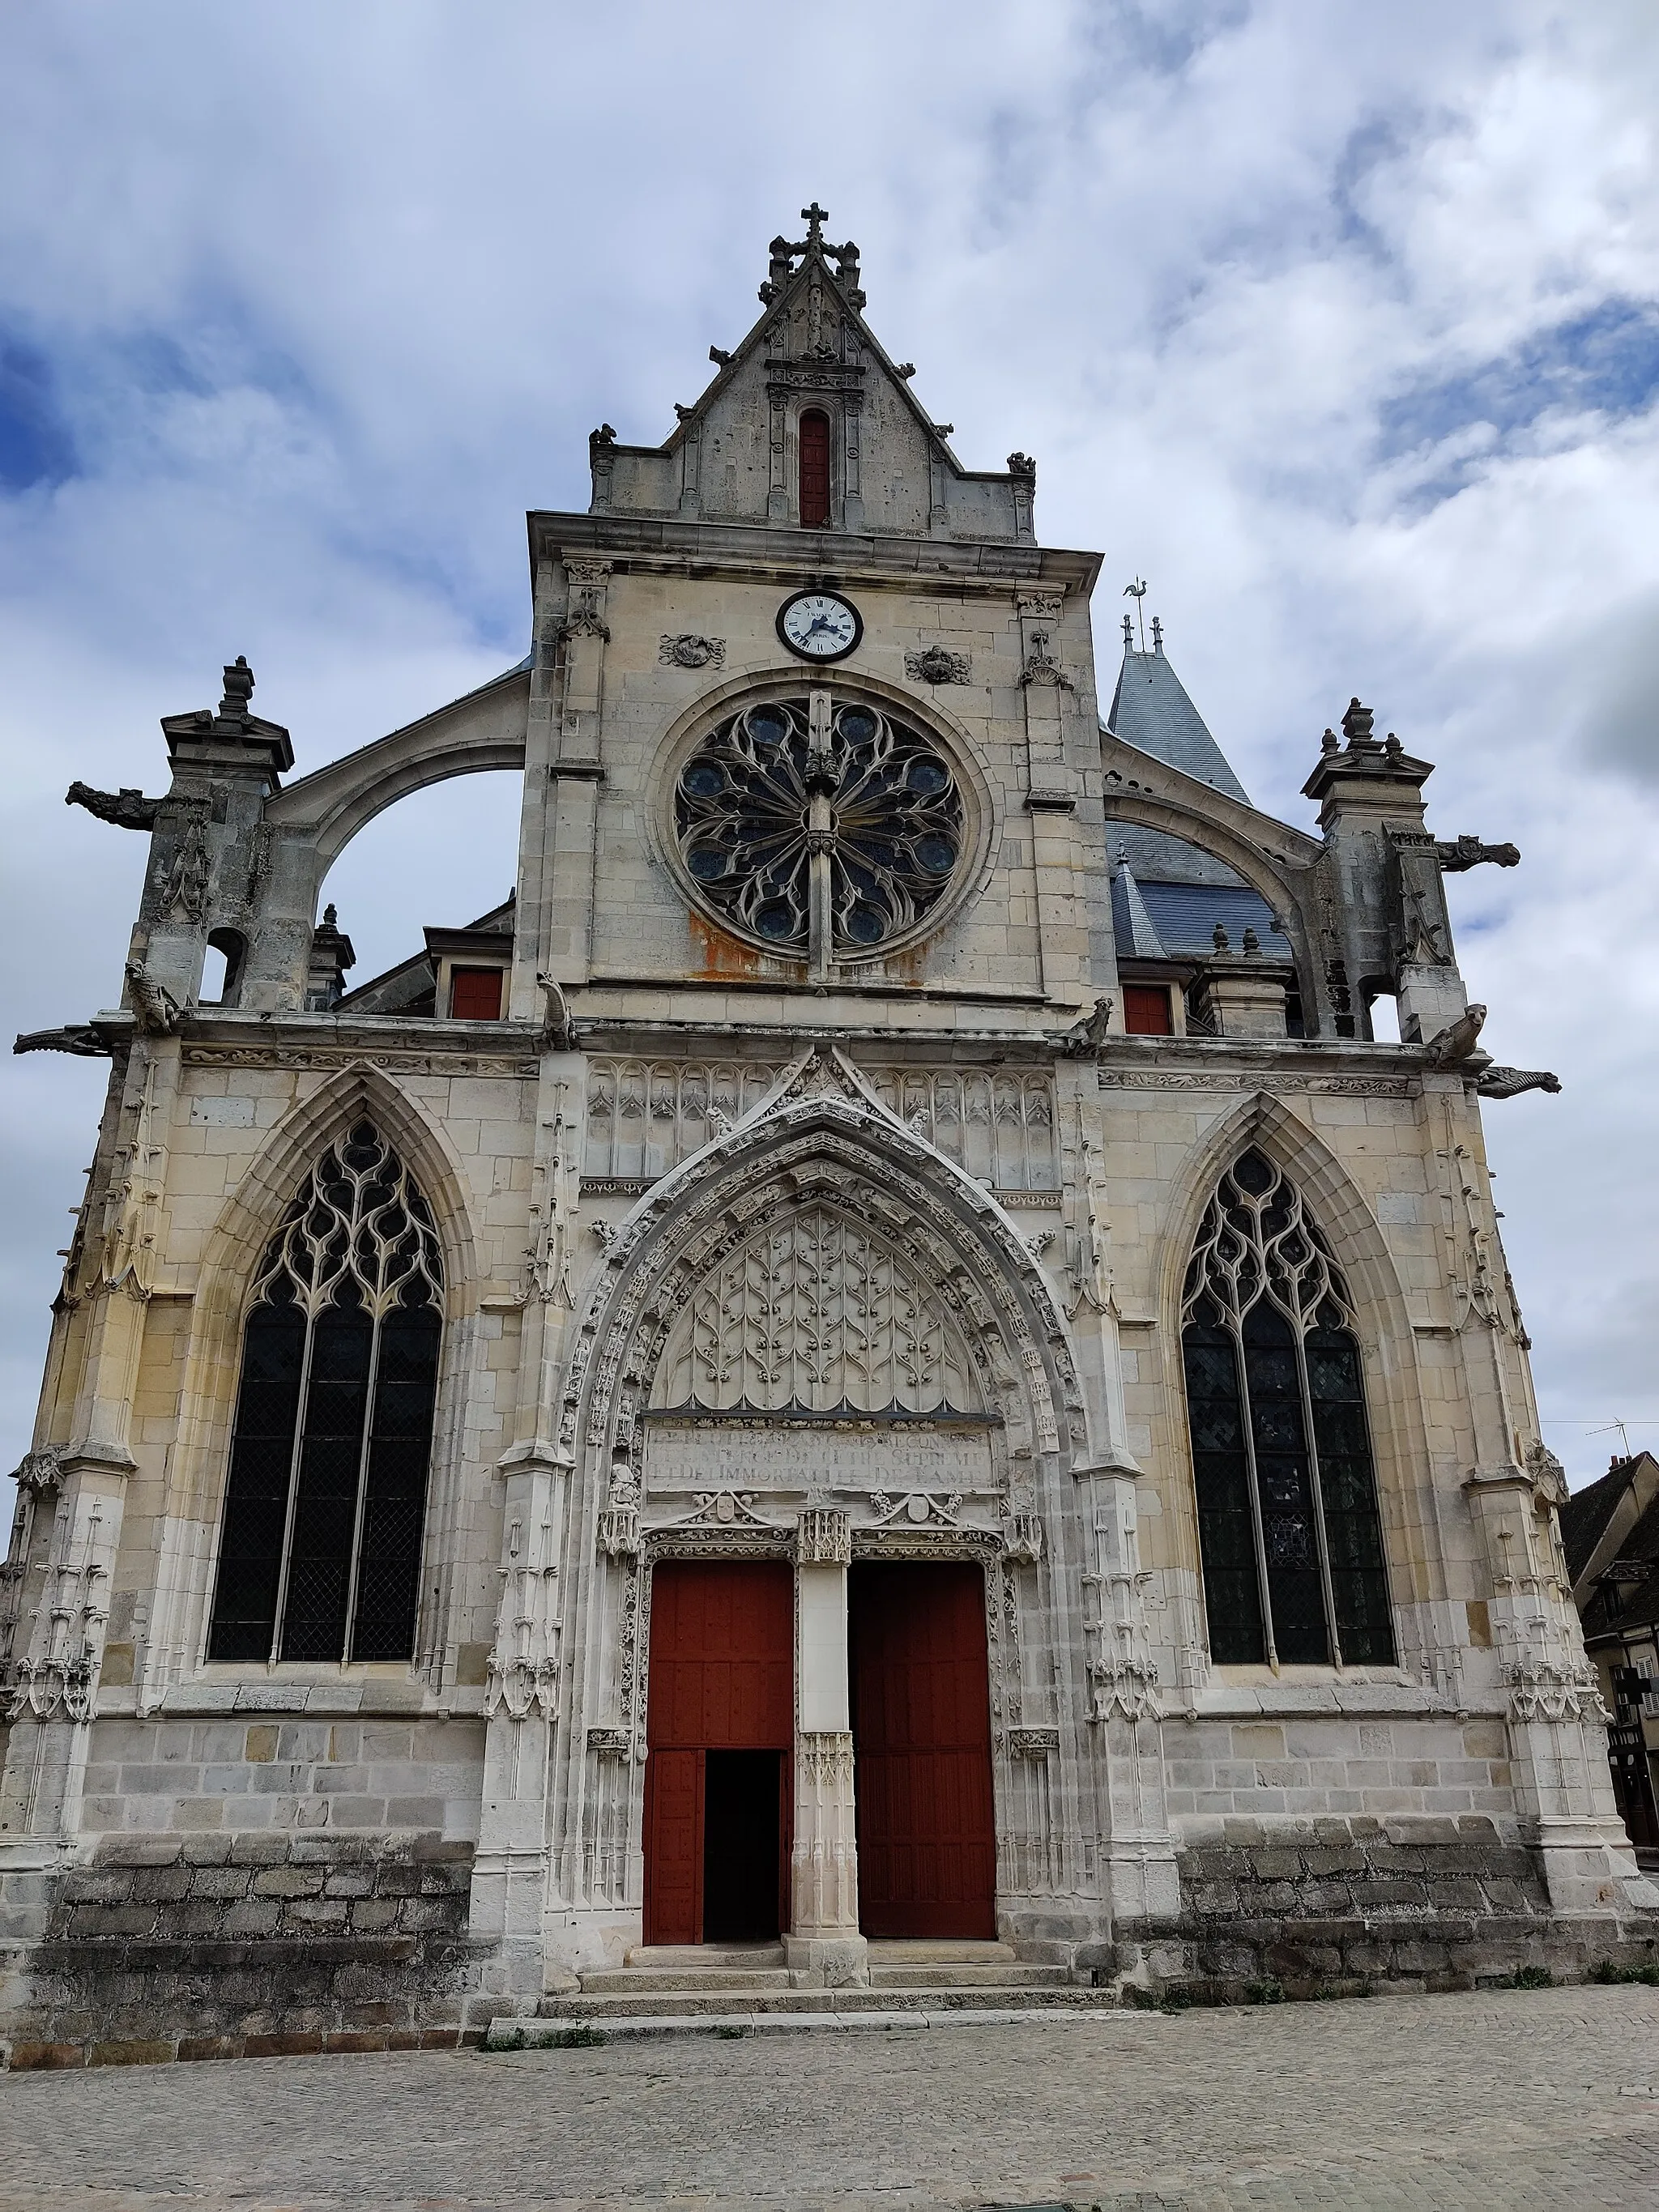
[
  {"x1": 787, "y1": 1510, "x2": 868, "y2": 1985},
  {"x1": 1192, "y1": 949, "x2": 1287, "y2": 1038}
]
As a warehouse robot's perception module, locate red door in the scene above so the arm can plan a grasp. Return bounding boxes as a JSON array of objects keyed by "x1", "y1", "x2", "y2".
[
  {"x1": 643, "y1": 1561, "x2": 793, "y2": 1946},
  {"x1": 850, "y1": 1562, "x2": 996, "y2": 1938}
]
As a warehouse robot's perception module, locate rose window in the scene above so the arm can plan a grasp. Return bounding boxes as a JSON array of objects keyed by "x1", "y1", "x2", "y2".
[{"x1": 674, "y1": 697, "x2": 963, "y2": 969}]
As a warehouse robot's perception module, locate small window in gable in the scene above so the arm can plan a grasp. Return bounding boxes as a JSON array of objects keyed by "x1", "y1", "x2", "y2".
[
  {"x1": 799, "y1": 410, "x2": 831, "y2": 528},
  {"x1": 450, "y1": 966, "x2": 504, "y2": 1021},
  {"x1": 1124, "y1": 984, "x2": 1172, "y2": 1035}
]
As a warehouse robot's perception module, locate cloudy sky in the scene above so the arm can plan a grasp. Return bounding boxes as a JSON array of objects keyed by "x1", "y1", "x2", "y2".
[{"x1": 2, "y1": 1, "x2": 1657, "y2": 1515}]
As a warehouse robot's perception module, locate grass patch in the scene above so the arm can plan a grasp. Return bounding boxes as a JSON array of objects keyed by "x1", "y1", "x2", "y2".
[
  {"x1": 1589, "y1": 1961, "x2": 1659, "y2": 1985},
  {"x1": 1245, "y1": 1978, "x2": 1285, "y2": 2005},
  {"x1": 1510, "y1": 1965, "x2": 1553, "y2": 1990}
]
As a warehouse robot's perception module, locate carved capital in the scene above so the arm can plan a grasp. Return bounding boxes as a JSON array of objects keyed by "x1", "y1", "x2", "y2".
[{"x1": 796, "y1": 1507, "x2": 852, "y2": 1566}]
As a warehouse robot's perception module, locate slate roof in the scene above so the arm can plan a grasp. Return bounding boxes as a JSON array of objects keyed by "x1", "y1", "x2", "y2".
[
  {"x1": 1106, "y1": 641, "x2": 1252, "y2": 806},
  {"x1": 1564, "y1": 1455, "x2": 1659, "y2": 1642},
  {"x1": 1137, "y1": 880, "x2": 1290, "y2": 959}
]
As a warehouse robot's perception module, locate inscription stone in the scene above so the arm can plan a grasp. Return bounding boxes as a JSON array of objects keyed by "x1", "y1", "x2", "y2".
[{"x1": 644, "y1": 1420, "x2": 994, "y2": 1496}]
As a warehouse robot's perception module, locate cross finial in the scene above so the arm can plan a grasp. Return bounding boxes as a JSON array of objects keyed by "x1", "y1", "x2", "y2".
[{"x1": 802, "y1": 202, "x2": 830, "y2": 242}]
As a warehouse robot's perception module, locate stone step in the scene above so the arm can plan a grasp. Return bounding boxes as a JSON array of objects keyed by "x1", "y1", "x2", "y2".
[
  {"x1": 868, "y1": 1962, "x2": 1072, "y2": 1988},
  {"x1": 537, "y1": 1983, "x2": 1120, "y2": 2022},
  {"x1": 624, "y1": 1943, "x2": 785, "y2": 1971},
  {"x1": 579, "y1": 1967, "x2": 793, "y2": 1994},
  {"x1": 864, "y1": 1939, "x2": 1021, "y2": 1964},
  {"x1": 488, "y1": 2002, "x2": 1154, "y2": 2048}
]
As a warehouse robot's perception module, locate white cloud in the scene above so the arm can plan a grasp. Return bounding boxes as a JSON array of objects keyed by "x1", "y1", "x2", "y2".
[{"x1": 4, "y1": 0, "x2": 1659, "y2": 1504}]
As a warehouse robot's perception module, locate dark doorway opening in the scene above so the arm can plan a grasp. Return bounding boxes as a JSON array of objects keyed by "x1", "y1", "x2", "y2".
[
  {"x1": 643, "y1": 1560, "x2": 793, "y2": 1946},
  {"x1": 703, "y1": 1749, "x2": 783, "y2": 1941},
  {"x1": 849, "y1": 1561, "x2": 996, "y2": 1939}
]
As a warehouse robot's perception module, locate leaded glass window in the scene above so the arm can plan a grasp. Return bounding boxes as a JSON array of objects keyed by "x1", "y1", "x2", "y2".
[
  {"x1": 674, "y1": 696, "x2": 963, "y2": 969},
  {"x1": 1180, "y1": 1148, "x2": 1394, "y2": 1667},
  {"x1": 207, "y1": 1122, "x2": 444, "y2": 1665}
]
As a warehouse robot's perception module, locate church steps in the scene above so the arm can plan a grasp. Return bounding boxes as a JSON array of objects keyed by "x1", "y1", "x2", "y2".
[{"x1": 544, "y1": 1980, "x2": 1108, "y2": 2021}]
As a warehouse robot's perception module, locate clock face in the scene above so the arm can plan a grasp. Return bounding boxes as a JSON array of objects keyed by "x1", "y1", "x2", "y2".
[{"x1": 778, "y1": 589, "x2": 862, "y2": 662}]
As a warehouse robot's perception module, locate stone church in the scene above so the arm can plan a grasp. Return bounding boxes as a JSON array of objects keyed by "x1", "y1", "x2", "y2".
[{"x1": 2, "y1": 210, "x2": 1653, "y2": 2061}]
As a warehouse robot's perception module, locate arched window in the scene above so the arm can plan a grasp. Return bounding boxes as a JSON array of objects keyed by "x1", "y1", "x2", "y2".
[
  {"x1": 799, "y1": 409, "x2": 831, "y2": 527},
  {"x1": 1180, "y1": 1148, "x2": 1393, "y2": 1668},
  {"x1": 207, "y1": 1121, "x2": 444, "y2": 1665}
]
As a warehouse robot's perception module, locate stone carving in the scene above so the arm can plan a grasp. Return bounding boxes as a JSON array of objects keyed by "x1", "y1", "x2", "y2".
[
  {"x1": 5, "y1": 1490, "x2": 111, "y2": 1724},
  {"x1": 1006, "y1": 453, "x2": 1037, "y2": 482},
  {"x1": 1504, "y1": 1659, "x2": 1610, "y2": 1725},
  {"x1": 124, "y1": 960, "x2": 182, "y2": 1036},
  {"x1": 796, "y1": 1507, "x2": 852, "y2": 1565},
  {"x1": 1525, "y1": 1438, "x2": 1570, "y2": 1511},
  {"x1": 869, "y1": 1490, "x2": 963, "y2": 1528},
  {"x1": 904, "y1": 646, "x2": 972, "y2": 685},
  {"x1": 1437, "y1": 835, "x2": 1520, "y2": 872},
  {"x1": 1424, "y1": 1004, "x2": 1487, "y2": 1068},
  {"x1": 1016, "y1": 592, "x2": 1064, "y2": 622},
  {"x1": 596, "y1": 1503, "x2": 641, "y2": 1558},
  {"x1": 586, "y1": 1055, "x2": 1061, "y2": 1191},
  {"x1": 1086, "y1": 1654, "x2": 1162, "y2": 1724},
  {"x1": 1097, "y1": 1068, "x2": 1418, "y2": 1097},
  {"x1": 1019, "y1": 631, "x2": 1073, "y2": 689},
  {"x1": 655, "y1": 1203, "x2": 977, "y2": 1416},
  {"x1": 66, "y1": 782, "x2": 160, "y2": 831},
  {"x1": 182, "y1": 1044, "x2": 536, "y2": 1076},
  {"x1": 161, "y1": 813, "x2": 211, "y2": 923},
  {"x1": 12, "y1": 1447, "x2": 64, "y2": 1494},
  {"x1": 1478, "y1": 1065, "x2": 1562, "y2": 1100},
  {"x1": 659, "y1": 633, "x2": 727, "y2": 670},
  {"x1": 1002, "y1": 1511, "x2": 1043, "y2": 1563},
  {"x1": 560, "y1": 561, "x2": 612, "y2": 641},
  {"x1": 484, "y1": 1478, "x2": 564, "y2": 1723},
  {"x1": 1009, "y1": 1724, "x2": 1059, "y2": 1758},
  {"x1": 1060, "y1": 997, "x2": 1115, "y2": 1057},
  {"x1": 535, "y1": 972, "x2": 576, "y2": 1052},
  {"x1": 584, "y1": 1059, "x2": 782, "y2": 1177},
  {"x1": 13, "y1": 1026, "x2": 111, "y2": 1058},
  {"x1": 587, "y1": 1725, "x2": 638, "y2": 1761},
  {"x1": 864, "y1": 1068, "x2": 1059, "y2": 1190}
]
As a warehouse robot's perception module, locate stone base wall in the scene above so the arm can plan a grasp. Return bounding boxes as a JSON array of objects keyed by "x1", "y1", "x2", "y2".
[
  {"x1": 1, "y1": 1831, "x2": 514, "y2": 2069},
  {"x1": 1117, "y1": 1814, "x2": 1659, "y2": 1997}
]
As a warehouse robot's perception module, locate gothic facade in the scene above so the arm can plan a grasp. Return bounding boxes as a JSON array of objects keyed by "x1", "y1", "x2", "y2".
[{"x1": 3, "y1": 212, "x2": 1654, "y2": 2060}]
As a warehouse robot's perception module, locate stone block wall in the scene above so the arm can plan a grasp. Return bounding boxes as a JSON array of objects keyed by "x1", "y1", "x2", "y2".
[
  {"x1": 1158, "y1": 1713, "x2": 1514, "y2": 1828},
  {"x1": 1148, "y1": 1814, "x2": 1659, "y2": 1996},
  {"x1": 2, "y1": 1830, "x2": 512, "y2": 2069},
  {"x1": 76, "y1": 1715, "x2": 486, "y2": 1840}
]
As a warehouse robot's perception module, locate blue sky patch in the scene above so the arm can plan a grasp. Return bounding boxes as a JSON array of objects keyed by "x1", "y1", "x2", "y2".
[
  {"x1": 1380, "y1": 296, "x2": 1659, "y2": 463},
  {"x1": 0, "y1": 336, "x2": 76, "y2": 491}
]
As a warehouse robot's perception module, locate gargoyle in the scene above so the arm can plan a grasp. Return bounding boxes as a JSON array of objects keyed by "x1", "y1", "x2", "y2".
[
  {"x1": 535, "y1": 972, "x2": 576, "y2": 1051},
  {"x1": 124, "y1": 960, "x2": 183, "y2": 1036},
  {"x1": 1477, "y1": 1065, "x2": 1562, "y2": 1100},
  {"x1": 13, "y1": 1025, "x2": 111, "y2": 1058},
  {"x1": 1423, "y1": 1003, "x2": 1487, "y2": 1068},
  {"x1": 1437, "y1": 835, "x2": 1520, "y2": 872},
  {"x1": 1524, "y1": 1438, "x2": 1570, "y2": 1510},
  {"x1": 1060, "y1": 996, "x2": 1115, "y2": 1055},
  {"x1": 66, "y1": 782, "x2": 160, "y2": 832}
]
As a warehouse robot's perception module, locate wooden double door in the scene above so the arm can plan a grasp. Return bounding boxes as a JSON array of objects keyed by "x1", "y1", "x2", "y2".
[{"x1": 642, "y1": 1558, "x2": 996, "y2": 1946}]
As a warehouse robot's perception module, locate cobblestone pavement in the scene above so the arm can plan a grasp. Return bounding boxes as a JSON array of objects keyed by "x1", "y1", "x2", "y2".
[{"x1": 3, "y1": 1986, "x2": 1657, "y2": 2211}]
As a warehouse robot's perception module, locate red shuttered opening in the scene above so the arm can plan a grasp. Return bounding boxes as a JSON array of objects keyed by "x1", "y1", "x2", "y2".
[
  {"x1": 643, "y1": 1562, "x2": 793, "y2": 1946},
  {"x1": 799, "y1": 410, "x2": 832, "y2": 527},
  {"x1": 849, "y1": 1562, "x2": 996, "y2": 1939},
  {"x1": 1123, "y1": 982, "x2": 1173, "y2": 1035}
]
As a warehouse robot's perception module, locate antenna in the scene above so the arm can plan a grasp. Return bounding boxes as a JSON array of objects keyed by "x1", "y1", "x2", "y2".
[
  {"x1": 1590, "y1": 1420, "x2": 1633, "y2": 1459},
  {"x1": 1123, "y1": 578, "x2": 1148, "y2": 652}
]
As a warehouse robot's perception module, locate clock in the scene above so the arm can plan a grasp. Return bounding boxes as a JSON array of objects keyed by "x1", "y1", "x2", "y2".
[{"x1": 777, "y1": 588, "x2": 863, "y2": 663}]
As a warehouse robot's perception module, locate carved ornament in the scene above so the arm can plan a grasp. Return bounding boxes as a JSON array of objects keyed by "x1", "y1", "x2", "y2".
[
  {"x1": 904, "y1": 646, "x2": 972, "y2": 686},
  {"x1": 660, "y1": 634, "x2": 727, "y2": 671},
  {"x1": 66, "y1": 782, "x2": 160, "y2": 832}
]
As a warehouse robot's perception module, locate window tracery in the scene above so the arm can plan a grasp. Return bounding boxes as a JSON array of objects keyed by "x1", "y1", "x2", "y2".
[
  {"x1": 1180, "y1": 1148, "x2": 1393, "y2": 1668},
  {"x1": 654, "y1": 1203, "x2": 976, "y2": 1415},
  {"x1": 207, "y1": 1121, "x2": 444, "y2": 1666},
  {"x1": 674, "y1": 697, "x2": 963, "y2": 965}
]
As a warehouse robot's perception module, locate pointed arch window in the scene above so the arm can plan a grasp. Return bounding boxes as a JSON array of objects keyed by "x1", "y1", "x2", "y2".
[
  {"x1": 207, "y1": 1122, "x2": 444, "y2": 1665},
  {"x1": 1180, "y1": 1149, "x2": 1394, "y2": 1668},
  {"x1": 799, "y1": 409, "x2": 831, "y2": 526}
]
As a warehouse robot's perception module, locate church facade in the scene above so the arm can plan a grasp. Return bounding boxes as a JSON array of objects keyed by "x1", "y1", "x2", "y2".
[{"x1": 2, "y1": 211, "x2": 1653, "y2": 2059}]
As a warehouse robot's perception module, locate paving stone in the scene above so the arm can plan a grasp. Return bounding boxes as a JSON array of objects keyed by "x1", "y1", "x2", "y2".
[{"x1": 2, "y1": 1986, "x2": 1656, "y2": 2210}]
